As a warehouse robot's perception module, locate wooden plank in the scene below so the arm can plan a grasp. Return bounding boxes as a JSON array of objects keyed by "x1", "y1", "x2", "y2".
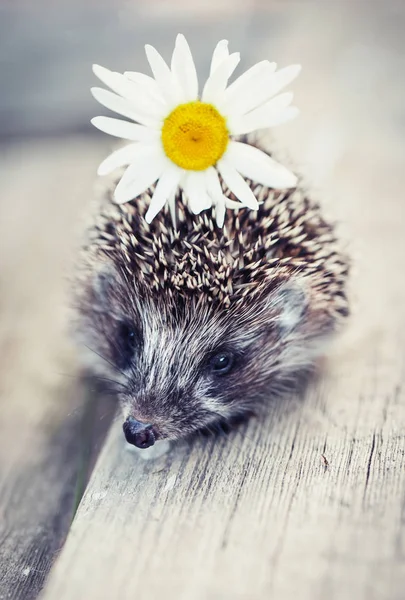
[
  {"x1": 41, "y1": 3, "x2": 405, "y2": 600},
  {"x1": 0, "y1": 139, "x2": 115, "y2": 600},
  {"x1": 39, "y1": 326, "x2": 405, "y2": 600}
]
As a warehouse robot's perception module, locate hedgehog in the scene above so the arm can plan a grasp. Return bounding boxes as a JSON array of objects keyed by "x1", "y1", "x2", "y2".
[{"x1": 74, "y1": 141, "x2": 349, "y2": 450}]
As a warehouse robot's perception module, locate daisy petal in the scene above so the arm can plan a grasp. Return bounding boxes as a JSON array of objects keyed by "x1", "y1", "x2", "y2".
[
  {"x1": 210, "y1": 39, "x2": 229, "y2": 74},
  {"x1": 228, "y1": 92, "x2": 295, "y2": 134},
  {"x1": 267, "y1": 64, "x2": 301, "y2": 98},
  {"x1": 92, "y1": 65, "x2": 165, "y2": 122},
  {"x1": 202, "y1": 53, "x2": 240, "y2": 104},
  {"x1": 93, "y1": 65, "x2": 145, "y2": 103},
  {"x1": 226, "y1": 141, "x2": 297, "y2": 189},
  {"x1": 144, "y1": 44, "x2": 170, "y2": 82},
  {"x1": 237, "y1": 106, "x2": 300, "y2": 135},
  {"x1": 226, "y1": 64, "x2": 301, "y2": 116},
  {"x1": 183, "y1": 171, "x2": 212, "y2": 214},
  {"x1": 225, "y1": 199, "x2": 243, "y2": 209},
  {"x1": 123, "y1": 71, "x2": 165, "y2": 103},
  {"x1": 91, "y1": 88, "x2": 158, "y2": 127},
  {"x1": 217, "y1": 158, "x2": 259, "y2": 210},
  {"x1": 168, "y1": 191, "x2": 177, "y2": 228},
  {"x1": 145, "y1": 165, "x2": 182, "y2": 223},
  {"x1": 215, "y1": 198, "x2": 226, "y2": 228},
  {"x1": 145, "y1": 44, "x2": 182, "y2": 107},
  {"x1": 205, "y1": 166, "x2": 224, "y2": 201},
  {"x1": 114, "y1": 147, "x2": 167, "y2": 204},
  {"x1": 171, "y1": 34, "x2": 198, "y2": 102},
  {"x1": 93, "y1": 64, "x2": 128, "y2": 95},
  {"x1": 91, "y1": 116, "x2": 160, "y2": 142},
  {"x1": 223, "y1": 60, "x2": 276, "y2": 109},
  {"x1": 97, "y1": 143, "x2": 142, "y2": 176},
  {"x1": 205, "y1": 167, "x2": 228, "y2": 226}
]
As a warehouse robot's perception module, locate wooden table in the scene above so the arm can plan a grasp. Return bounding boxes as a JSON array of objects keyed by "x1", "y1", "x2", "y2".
[{"x1": 0, "y1": 2, "x2": 404, "y2": 599}]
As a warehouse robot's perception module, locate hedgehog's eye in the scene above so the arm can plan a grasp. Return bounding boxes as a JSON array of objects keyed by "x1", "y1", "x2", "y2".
[
  {"x1": 115, "y1": 320, "x2": 137, "y2": 369},
  {"x1": 209, "y1": 352, "x2": 234, "y2": 375}
]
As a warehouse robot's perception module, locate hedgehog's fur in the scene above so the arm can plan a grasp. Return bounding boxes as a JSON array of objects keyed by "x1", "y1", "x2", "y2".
[{"x1": 75, "y1": 143, "x2": 349, "y2": 444}]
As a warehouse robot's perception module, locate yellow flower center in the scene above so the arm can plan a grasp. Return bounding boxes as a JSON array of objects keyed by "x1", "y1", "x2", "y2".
[{"x1": 161, "y1": 102, "x2": 229, "y2": 171}]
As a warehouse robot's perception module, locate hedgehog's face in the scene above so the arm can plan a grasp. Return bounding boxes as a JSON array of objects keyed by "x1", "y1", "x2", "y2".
[{"x1": 80, "y1": 264, "x2": 316, "y2": 448}]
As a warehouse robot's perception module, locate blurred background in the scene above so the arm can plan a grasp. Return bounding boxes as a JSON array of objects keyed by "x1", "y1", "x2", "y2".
[{"x1": 0, "y1": 1, "x2": 404, "y2": 598}]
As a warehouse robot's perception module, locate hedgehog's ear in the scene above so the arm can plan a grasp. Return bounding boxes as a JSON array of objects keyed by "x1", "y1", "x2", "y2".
[{"x1": 271, "y1": 281, "x2": 308, "y2": 335}]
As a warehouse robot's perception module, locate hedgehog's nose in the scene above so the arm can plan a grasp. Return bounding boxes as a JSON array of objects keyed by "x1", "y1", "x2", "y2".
[{"x1": 123, "y1": 417, "x2": 156, "y2": 449}]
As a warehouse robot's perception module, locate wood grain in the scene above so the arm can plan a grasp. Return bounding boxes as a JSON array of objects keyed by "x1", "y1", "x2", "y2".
[
  {"x1": 40, "y1": 3, "x2": 405, "y2": 600},
  {"x1": 0, "y1": 1, "x2": 402, "y2": 599},
  {"x1": 0, "y1": 139, "x2": 114, "y2": 600},
  {"x1": 40, "y1": 325, "x2": 405, "y2": 600}
]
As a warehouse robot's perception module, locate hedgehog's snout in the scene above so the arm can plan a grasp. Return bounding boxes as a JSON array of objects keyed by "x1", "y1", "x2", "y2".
[{"x1": 123, "y1": 416, "x2": 157, "y2": 449}]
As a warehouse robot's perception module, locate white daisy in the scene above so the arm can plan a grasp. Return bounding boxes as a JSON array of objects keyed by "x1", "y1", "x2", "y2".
[{"x1": 91, "y1": 34, "x2": 300, "y2": 227}]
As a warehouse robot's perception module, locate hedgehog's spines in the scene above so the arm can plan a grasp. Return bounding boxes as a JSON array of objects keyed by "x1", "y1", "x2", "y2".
[{"x1": 83, "y1": 174, "x2": 349, "y2": 320}]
